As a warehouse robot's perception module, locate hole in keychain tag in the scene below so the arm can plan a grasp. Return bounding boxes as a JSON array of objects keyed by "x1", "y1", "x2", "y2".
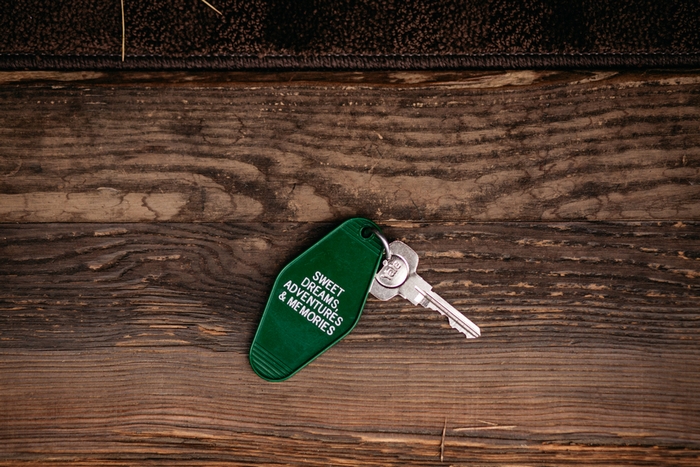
[{"x1": 249, "y1": 218, "x2": 388, "y2": 382}]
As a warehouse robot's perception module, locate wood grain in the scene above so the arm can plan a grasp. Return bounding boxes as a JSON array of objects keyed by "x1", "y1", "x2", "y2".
[
  {"x1": 0, "y1": 70, "x2": 698, "y2": 223},
  {"x1": 1, "y1": 70, "x2": 699, "y2": 465},
  {"x1": 1, "y1": 222, "x2": 698, "y2": 465}
]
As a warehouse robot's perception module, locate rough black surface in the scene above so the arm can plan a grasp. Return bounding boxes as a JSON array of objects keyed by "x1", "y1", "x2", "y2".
[{"x1": 1, "y1": 0, "x2": 700, "y2": 69}]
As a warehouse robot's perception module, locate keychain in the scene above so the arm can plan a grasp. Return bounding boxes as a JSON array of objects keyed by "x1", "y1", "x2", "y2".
[{"x1": 249, "y1": 218, "x2": 480, "y2": 381}]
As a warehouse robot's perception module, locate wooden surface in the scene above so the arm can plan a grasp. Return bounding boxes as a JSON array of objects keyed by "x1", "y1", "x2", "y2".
[
  {"x1": 1, "y1": 70, "x2": 699, "y2": 465},
  {"x1": 1, "y1": 70, "x2": 699, "y2": 222}
]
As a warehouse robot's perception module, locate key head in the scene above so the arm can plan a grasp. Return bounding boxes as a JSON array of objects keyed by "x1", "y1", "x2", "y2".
[{"x1": 370, "y1": 241, "x2": 420, "y2": 301}]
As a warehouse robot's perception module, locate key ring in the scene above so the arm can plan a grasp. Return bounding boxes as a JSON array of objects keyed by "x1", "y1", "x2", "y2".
[{"x1": 369, "y1": 228, "x2": 392, "y2": 261}]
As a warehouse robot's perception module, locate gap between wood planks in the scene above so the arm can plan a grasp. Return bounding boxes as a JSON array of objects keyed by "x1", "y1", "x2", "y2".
[{"x1": 441, "y1": 420, "x2": 517, "y2": 462}]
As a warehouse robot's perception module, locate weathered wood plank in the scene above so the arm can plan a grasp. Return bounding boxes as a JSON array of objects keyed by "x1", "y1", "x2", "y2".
[
  {"x1": 1, "y1": 222, "x2": 698, "y2": 465},
  {"x1": 0, "y1": 71, "x2": 698, "y2": 223}
]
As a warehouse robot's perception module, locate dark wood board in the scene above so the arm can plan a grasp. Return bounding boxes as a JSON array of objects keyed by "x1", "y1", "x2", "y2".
[
  {"x1": 1, "y1": 222, "x2": 699, "y2": 465},
  {"x1": 0, "y1": 70, "x2": 698, "y2": 223},
  {"x1": 1, "y1": 70, "x2": 699, "y2": 465}
]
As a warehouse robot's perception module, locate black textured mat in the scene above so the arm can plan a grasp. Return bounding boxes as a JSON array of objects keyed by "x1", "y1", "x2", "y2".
[{"x1": 2, "y1": 0, "x2": 700, "y2": 70}]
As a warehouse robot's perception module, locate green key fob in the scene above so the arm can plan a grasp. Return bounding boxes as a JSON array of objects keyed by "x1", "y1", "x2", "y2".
[{"x1": 249, "y1": 218, "x2": 385, "y2": 381}]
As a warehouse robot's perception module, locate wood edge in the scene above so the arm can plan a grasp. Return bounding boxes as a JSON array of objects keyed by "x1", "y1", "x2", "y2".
[{"x1": 1, "y1": 69, "x2": 699, "y2": 88}]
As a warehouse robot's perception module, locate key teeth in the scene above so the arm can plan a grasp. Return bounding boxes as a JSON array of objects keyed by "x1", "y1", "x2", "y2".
[{"x1": 448, "y1": 318, "x2": 481, "y2": 339}]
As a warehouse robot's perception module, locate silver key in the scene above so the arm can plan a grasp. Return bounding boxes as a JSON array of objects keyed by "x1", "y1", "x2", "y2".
[{"x1": 370, "y1": 241, "x2": 480, "y2": 339}]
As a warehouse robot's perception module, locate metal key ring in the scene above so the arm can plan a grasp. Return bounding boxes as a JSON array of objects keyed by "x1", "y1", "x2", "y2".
[{"x1": 369, "y1": 228, "x2": 392, "y2": 261}]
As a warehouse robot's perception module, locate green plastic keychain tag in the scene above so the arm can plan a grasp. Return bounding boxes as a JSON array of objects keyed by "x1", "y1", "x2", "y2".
[{"x1": 249, "y1": 218, "x2": 385, "y2": 381}]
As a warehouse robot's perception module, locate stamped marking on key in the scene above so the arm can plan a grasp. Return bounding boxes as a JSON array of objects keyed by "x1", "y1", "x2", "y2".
[{"x1": 376, "y1": 255, "x2": 409, "y2": 288}]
